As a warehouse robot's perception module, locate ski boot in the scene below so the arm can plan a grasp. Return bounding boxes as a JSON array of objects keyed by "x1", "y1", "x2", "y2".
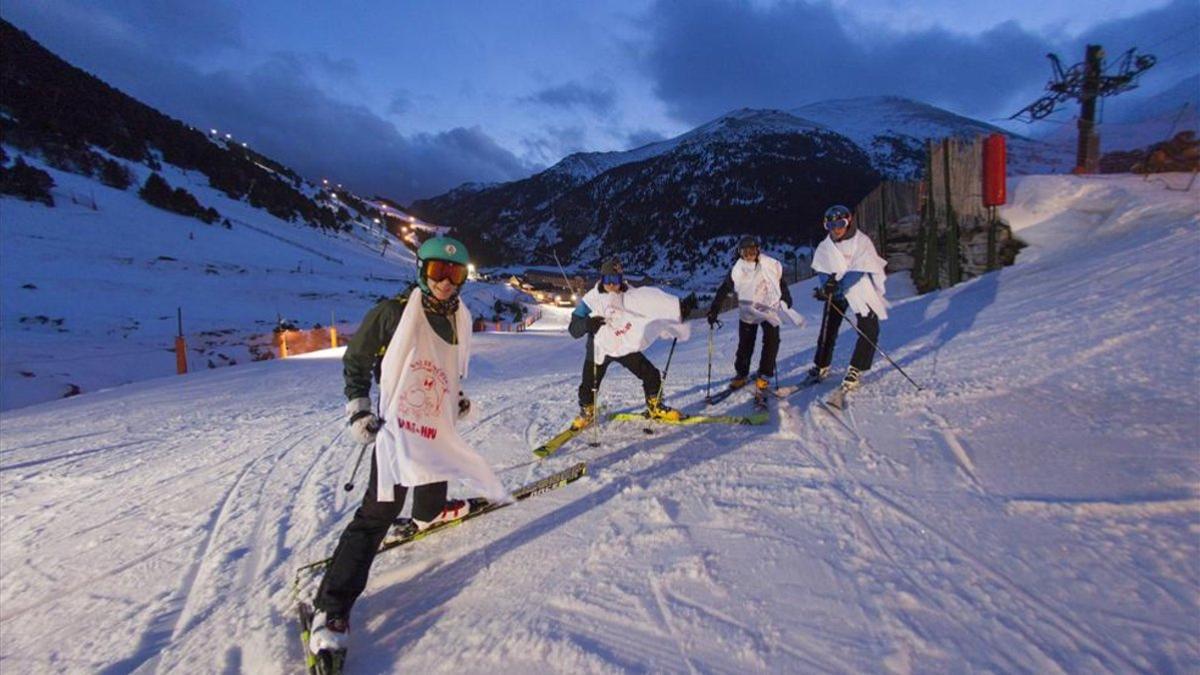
[
  {"x1": 754, "y1": 375, "x2": 770, "y2": 392},
  {"x1": 309, "y1": 610, "x2": 350, "y2": 653},
  {"x1": 646, "y1": 396, "x2": 684, "y2": 422},
  {"x1": 729, "y1": 375, "x2": 749, "y2": 390},
  {"x1": 840, "y1": 366, "x2": 862, "y2": 393},
  {"x1": 801, "y1": 365, "x2": 830, "y2": 387},
  {"x1": 570, "y1": 404, "x2": 596, "y2": 431},
  {"x1": 413, "y1": 499, "x2": 472, "y2": 532}
]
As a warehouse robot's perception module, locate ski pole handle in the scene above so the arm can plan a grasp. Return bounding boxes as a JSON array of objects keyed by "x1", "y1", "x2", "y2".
[{"x1": 343, "y1": 418, "x2": 382, "y2": 492}]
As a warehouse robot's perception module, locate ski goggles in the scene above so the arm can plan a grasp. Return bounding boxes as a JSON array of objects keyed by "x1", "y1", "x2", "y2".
[
  {"x1": 824, "y1": 216, "x2": 850, "y2": 231},
  {"x1": 422, "y1": 259, "x2": 468, "y2": 285},
  {"x1": 601, "y1": 273, "x2": 624, "y2": 286}
]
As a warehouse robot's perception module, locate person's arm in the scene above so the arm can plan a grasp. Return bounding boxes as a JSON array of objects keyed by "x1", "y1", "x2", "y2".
[
  {"x1": 567, "y1": 300, "x2": 594, "y2": 339},
  {"x1": 778, "y1": 271, "x2": 793, "y2": 308},
  {"x1": 707, "y1": 271, "x2": 734, "y2": 323},
  {"x1": 343, "y1": 298, "x2": 404, "y2": 401},
  {"x1": 838, "y1": 272, "x2": 865, "y2": 296}
]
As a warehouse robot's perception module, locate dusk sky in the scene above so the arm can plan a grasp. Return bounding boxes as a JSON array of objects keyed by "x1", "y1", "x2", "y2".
[{"x1": 3, "y1": 0, "x2": 1197, "y2": 202}]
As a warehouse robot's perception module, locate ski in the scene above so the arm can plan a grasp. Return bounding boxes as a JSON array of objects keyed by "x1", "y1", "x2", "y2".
[
  {"x1": 377, "y1": 461, "x2": 588, "y2": 553},
  {"x1": 532, "y1": 425, "x2": 587, "y2": 458},
  {"x1": 773, "y1": 380, "x2": 821, "y2": 397},
  {"x1": 609, "y1": 411, "x2": 769, "y2": 426},
  {"x1": 704, "y1": 385, "x2": 745, "y2": 405},
  {"x1": 294, "y1": 461, "x2": 588, "y2": 586},
  {"x1": 298, "y1": 602, "x2": 346, "y2": 675},
  {"x1": 822, "y1": 387, "x2": 849, "y2": 411},
  {"x1": 752, "y1": 388, "x2": 770, "y2": 410}
]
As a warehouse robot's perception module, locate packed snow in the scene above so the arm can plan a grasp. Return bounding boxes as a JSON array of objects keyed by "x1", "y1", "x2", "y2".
[{"x1": 0, "y1": 174, "x2": 1197, "y2": 673}]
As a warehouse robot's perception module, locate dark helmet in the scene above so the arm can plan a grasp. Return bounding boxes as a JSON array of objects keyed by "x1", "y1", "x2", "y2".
[
  {"x1": 416, "y1": 236, "x2": 470, "y2": 294},
  {"x1": 823, "y1": 205, "x2": 852, "y2": 230},
  {"x1": 737, "y1": 235, "x2": 759, "y2": 252},
  {"x1": 599, "y1": 257, "x2": 623, "y2": 276}
]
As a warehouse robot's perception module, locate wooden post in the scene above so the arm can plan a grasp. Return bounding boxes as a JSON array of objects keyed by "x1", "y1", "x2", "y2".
[
  {"x1": 943, "y1": 138, "x2": 961, "y2": 286},
  {"x1": 174, "y1": 307, "x2": 188, "y2": 374},
  {"x1": 987, "y1": 205, "x2": 998, "y2": 271},
  {"x1": 879, "y1": 184, "x2": 889, "y2": 260}
]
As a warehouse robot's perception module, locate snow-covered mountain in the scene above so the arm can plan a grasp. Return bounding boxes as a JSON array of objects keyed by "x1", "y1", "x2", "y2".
[
  {"x1": 2, "y1": 173, "x2": 1196, "y2": 672},
  {"x1": 412, "y1": 98, "x2": 1071, "y2": 277},
  {"x1": 790, "y1": 95, "x2": 1066, "y2": 178},
  {"x1": 412, "y1": 108, "x2": 880, "y2": 278}
]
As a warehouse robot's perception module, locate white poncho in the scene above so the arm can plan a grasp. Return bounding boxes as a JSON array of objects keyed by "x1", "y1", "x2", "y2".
[
  {"x1": 730, "y1": 254, "x2": 803, "y2": 327},
  {"x1": 374, "y1": 289, "x2": 508, "y2": 503},
  {"x1": 812, "y1": 231, "x2": 889, "y2": 320},
  {"x1": 582, "y1": 285, "x2": 691, "y2": 364}
]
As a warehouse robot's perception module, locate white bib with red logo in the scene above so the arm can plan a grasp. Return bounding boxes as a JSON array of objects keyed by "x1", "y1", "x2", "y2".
[
  {"x1": 374, "y1": 289, "x2": 507, "y2": 503},
  {"x1": 583, "y1": 285, "x2": 691, "y2": 364}
]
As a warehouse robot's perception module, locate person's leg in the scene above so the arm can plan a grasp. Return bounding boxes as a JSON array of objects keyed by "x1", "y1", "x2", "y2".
[
  {"x1": 409, "y1": 481, "x2": 449, "y2": 522},
  {"x1": 734, "y1": 321, "x2": 758, "y2": 379},
  {"x1": 758, "y1": 323, "x2": 780, "y2": 378},
  {"x1": 849, "y1": 311, "x2": 880, "y2": 371},
  {"x1": 314, "y1": 459, "x2": 406, "y2": 617},
  {"x1": 813, "y1": 300, "x2": 846, "y2": 369},
  {"x1": 577, "y1": 341, "x2": 611, "y2": 408},
  {"x1": 616, "y1": 352, "x2": 662, "y2": 401}
]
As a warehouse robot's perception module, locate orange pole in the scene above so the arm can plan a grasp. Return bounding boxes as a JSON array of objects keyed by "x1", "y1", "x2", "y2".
[
  {"x1": 174, "y1": 336, "x2": 188, "y2": 374},
  {"x1": 330, "y1": 326, "x2": 339, "y2": 349},
  {"x1": 280, "y1": 332, "x2": 289, "y2": 358}
]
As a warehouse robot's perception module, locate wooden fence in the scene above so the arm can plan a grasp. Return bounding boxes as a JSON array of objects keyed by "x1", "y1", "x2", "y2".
[{"x1": 853, "y1": 136, "x2": 1022, "y2": 294}]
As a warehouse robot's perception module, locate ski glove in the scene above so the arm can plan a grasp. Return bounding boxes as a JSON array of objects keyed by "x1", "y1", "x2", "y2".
[
  {"x1": 457, "y1": 392, "x2": 471, "y2": 420},
  {"x1": 347, "y1": 397, "x2": 381, "y2": 445},
  {"x1": 587, "y1": 316, "x2": 606, "y2": 334},
  {"x1": 706, "y1": 307, "x2": 720, "y2": 327}
]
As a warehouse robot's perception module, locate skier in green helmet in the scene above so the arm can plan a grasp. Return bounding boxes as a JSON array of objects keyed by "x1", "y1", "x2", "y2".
[{"x1": 309, "y1": 235, "x2": 506, "y2": 657}]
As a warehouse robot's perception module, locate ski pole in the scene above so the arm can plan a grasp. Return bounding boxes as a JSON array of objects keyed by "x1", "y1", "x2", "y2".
[
  {"x1": 705, "y1": 325, "x2": 714, "y2": 400},
  {"x1": 653, "y1": 337, "x2": 679, "y2": 403},
  {"x1": 827, "y1": 301, "x2": 923, "y2": 392},
  {"x1": 343, "y1": 418, "x2": 382, "y2": 492}
]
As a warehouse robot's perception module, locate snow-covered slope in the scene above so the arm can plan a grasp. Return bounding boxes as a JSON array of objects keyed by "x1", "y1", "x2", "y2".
[
  {"x1": 0, "y1": 154, "x2": 532, "y2": 411},
  {"x1": 1, "y1": 174, "x2": 1197, "y2": 672}
]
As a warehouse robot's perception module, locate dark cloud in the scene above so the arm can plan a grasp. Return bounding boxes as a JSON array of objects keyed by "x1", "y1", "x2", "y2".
[
  {"x1": 388, "y1": 90, "x2": 413, "y2": 116},
  {"x1": 0, "y1": 1, "x2": 537, "y2": 201},
  {"x1": 522, "y1": 81, "x2": 618, "y2": 116},
  {"x1": 642, "y1": 0, "x2": 1198, "y2": 124},
  {"x1": 520, "y1": 126, "x2": 588, "y2": 166}
]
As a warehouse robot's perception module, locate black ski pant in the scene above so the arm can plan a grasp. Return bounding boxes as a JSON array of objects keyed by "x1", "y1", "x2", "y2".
[
  {"x1": 578, "y1": 341, "x2": 662, "y2": 408},
  {"x1": 314, "y1": 457, "x2": 447, "y2": 617},
  {"x1": 814, "y1": 298, "x2": 880, "y2": 372},
  {"x1": 734, "y1": 320, "x2": 780, "y2": 379}
]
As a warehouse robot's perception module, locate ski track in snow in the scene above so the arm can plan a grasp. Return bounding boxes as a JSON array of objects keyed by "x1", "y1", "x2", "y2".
[{"x1": 1, "y1": 174, "x2": 1198, "y2": 672}]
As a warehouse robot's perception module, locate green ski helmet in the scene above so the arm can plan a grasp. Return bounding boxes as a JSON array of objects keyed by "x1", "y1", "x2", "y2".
[{"x1": 416, "y1": 236, "x2": 470, "y2": 294}]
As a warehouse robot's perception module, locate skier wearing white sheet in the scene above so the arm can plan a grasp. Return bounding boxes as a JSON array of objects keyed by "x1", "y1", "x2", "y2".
[{"x1": 805, "y1": 205, "x2": 889, "y2": 394}]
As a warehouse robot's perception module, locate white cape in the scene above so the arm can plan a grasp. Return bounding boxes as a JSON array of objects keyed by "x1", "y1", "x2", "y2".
[
  {"x1": 730, "y1": 254, "x2": 803, "y2": 327},
  {"x1": 583, "y1": 285, "x2": 691, "y2": 364},
  {"x1": 374, "y1": 289, "x2": 508, "y2": 503},
  {"x1": 812, "y1": 231, "x2": 890, "y2": 320}
]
